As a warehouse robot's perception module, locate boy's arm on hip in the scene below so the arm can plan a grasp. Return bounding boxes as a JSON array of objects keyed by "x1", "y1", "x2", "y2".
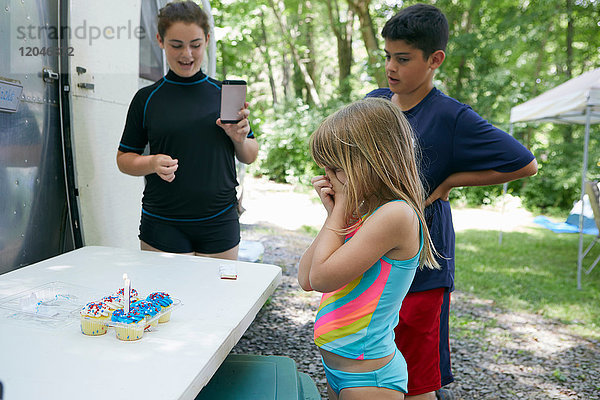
[{"x1": 426, "y1": 159, "x2": 538, "y2": 205}]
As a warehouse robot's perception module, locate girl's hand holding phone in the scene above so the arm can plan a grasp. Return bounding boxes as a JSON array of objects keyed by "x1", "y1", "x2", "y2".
[
  {"x1": 217, "y1": 79, "x2": 249, "y2": 144},
  {"x1": 216, "y1": 102, "x2": 250, "y2": 144}
]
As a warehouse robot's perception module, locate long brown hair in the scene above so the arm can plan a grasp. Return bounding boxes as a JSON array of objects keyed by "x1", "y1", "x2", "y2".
[{"x1": 310, "y1": 97, "x2": 439, "y2": 269}]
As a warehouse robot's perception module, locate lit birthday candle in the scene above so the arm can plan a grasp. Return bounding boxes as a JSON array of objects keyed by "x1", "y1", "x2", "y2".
[{"x1": 123, "y1": 273, "x2": 131, "y2": 314}]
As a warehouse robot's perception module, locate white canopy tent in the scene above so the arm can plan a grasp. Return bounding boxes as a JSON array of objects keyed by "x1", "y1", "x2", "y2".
[{"x1": 509, "y1": 68, "x2": 600, "y2": 289}]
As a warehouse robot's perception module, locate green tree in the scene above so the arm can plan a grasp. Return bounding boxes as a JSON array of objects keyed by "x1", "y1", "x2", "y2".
[
  {"x1": 325, "y1": 0, "x2": 354, "y2": 100},
  {"x1": 210, "y1": 0, "x2": 600, "y2": 213}
]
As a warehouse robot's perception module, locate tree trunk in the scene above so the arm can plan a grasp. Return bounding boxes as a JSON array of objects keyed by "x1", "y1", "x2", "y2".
[
  {"x1": 455, "y1": 0, "x2": 478, "y2": 100},
  {"x1": 258, "y1": 7, "x2": 278, "y2": 106},
  {"x1": 303, "y1": 1, "x2": 318, "y2": 95},
  {"x1": 268, "y1": 0, "x2": 321, "y2": 106},
  {"x1": 346, "y1": 0, "x2": 387, "y2": 88},
  {"x1": 294, "y1": 1, "x2": 317, "y2": 104},
  {"x1": 566, "y1": 0, "x2": 574, "y2": 80},
  {"x1": 326, "y1": 0, "x2": 353, "y2": 100},
  {"x1": 218, "y1": 40, "x2": 227, "y2": 79},
  {"x1": 282, "y1": 52, "x2": 292, "y2": 102},
  {"x1": 521, "y1": 24, "x2": 551, "y2": 152},
  {"x1": 564, "y1": 0, "x2": 574, "y2": 143}
]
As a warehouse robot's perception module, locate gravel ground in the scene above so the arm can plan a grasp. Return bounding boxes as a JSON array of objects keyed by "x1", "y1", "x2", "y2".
[{"x1": 231, "y1": 177, "x2": 600, "y2": 399}]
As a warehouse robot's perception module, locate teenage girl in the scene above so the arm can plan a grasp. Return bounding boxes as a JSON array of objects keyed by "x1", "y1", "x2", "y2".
[
  {"x1": 298, "y1": 97, "x2": 438, "y2": 400},
  {"x1": 116, "y1": 1, "x2": 258, "y2": 260}
]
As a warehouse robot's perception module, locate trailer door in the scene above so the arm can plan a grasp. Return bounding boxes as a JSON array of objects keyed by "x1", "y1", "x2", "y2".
[
  {"x1": 0, "y1": 0, "x2": 76, "y2": 273},
  {"x1": 67, "y1": 0, "x2": 144, "y2": 250}
]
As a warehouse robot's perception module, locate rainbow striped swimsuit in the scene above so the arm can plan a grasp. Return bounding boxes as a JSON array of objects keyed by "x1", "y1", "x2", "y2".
[{"x1": 314, "y1": 201, "x2": 422, "y2": 360}]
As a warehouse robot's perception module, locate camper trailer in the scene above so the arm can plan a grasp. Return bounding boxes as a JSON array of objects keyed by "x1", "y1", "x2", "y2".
[{"x1": 0, "y1": 0, "x2": 217, "y2": 274}]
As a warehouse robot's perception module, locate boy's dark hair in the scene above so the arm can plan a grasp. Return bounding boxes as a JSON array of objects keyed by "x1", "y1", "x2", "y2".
[
  {"x1": 381, "y1": 3, "x2": 448, "y2": 58},
  {"x1": 157, "y1": 1, "x2": 210, "y2": 40}
]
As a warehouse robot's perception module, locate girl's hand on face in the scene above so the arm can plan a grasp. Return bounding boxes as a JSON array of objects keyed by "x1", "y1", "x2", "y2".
[
  {"x1": 152, "y1": 154, "x2": 178, "y2": 182},
  {"x1": 217, "y1": 102, "x2": 251, "y2": 144},
  {"x1": 311, "y1": 175, "x2": 335, "y2": 215},
  {"x1": 325, "y1": 167, "x2": 347, "y2": 205}
]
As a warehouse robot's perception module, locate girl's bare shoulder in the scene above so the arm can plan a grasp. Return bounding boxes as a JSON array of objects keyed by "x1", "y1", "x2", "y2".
[
  {"x1": 366, "y1": 200, "x2": 418, "y2": 231},
  {"x1": 367, "y1": 201, "x2": 420, "y2": 260}
]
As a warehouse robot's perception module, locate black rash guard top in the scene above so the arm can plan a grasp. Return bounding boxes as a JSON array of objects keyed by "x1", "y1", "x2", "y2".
[{"x1": 118, "y1": 69, "x2": 254, "y2": 221}]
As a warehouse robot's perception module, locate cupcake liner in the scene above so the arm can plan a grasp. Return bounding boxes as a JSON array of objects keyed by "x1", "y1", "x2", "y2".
[
  {"x1": 158, "y1": 308, "x2": 172, "y2": 323},
  {"x1": 114, "y1": 321, "x2": 145, "y2": 341},
  {"x1": 144, "y1": 316, "x2": 158, "y2": 330},
  {"x1": 81, "y1": 317, "x2": 108, "y2": 336}
]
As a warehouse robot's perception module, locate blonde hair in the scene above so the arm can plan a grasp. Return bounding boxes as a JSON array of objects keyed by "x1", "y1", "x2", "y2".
[{"x1": 310, "y1": 97, "x2": 439, "y2": 269}]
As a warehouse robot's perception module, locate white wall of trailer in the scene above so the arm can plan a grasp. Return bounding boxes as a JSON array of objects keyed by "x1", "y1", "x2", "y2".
[
  {"x1": 67, "y1": 0, "x2": 147, "y2": 249},
  {"x1": 67, "y1": 0, "x2": 216, "y2": 250}
]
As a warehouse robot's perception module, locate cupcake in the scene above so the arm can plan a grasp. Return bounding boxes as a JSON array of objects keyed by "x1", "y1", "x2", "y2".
[
  {"x1": 80, "y1": 301, "x2": 110, "y2": 336},
  {"x1": 114, "y1": 287, "x2": 139, "y2": 309},
  {"x1": 100, "y1": 294, "x2": 122, "y2": 316},
  {"x1": 147, "y1": 292, "x2": 173, "y2": 323},
  {"x1": 111, "y1": 308, "x2": 145, "y2": 341},
  {"x1": 131, "y1": 300, "x2": 161, "y2": 330}
]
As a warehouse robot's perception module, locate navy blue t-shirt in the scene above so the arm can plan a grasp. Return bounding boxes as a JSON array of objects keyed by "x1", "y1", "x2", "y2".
[
  {"x1": 367, "y1": 87, "x2": 534, "y2": 292},
  {"x1": 119, "y1": 70, "x2": 255, "y2": 221}
]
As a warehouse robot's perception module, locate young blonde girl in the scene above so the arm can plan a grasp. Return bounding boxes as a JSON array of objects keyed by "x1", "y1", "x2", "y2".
[{"x1": 298, "y1": 97, "x2": 438, "y2": 400}]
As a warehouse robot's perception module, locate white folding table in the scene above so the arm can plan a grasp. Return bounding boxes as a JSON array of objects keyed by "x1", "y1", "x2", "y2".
[{"x1": 0, "y1": 246, "x2": 281, "y2": 399}]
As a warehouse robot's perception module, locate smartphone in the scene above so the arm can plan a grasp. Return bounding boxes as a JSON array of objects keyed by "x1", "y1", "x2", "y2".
[{"x1": 220, "y1": 80, "x2": 247, "y2": 124}]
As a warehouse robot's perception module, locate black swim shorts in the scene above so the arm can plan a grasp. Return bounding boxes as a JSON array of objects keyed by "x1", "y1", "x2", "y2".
[{"x1": 138, "y1": 205, "x2": 240, "y2": 254}]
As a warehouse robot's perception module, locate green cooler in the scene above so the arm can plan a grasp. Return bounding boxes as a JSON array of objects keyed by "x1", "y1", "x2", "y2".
[{"x1": 196, "y1": 354, "x2": 321, "y2": 400}]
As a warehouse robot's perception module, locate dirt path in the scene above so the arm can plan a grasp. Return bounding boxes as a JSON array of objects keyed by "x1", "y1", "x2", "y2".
[
  {"x1": 240, "y1": 176, "x2": 537, "y2": 233},
  {"x1": 234, "y1": 176, "x2": 600, "y2": 399}
]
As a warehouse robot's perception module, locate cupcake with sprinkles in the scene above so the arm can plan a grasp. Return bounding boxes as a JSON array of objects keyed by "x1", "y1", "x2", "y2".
[
  {"x1": 111, "y1": 308, "x2": 145, "y2": 341},
  {"x1": 131, "y1": 299, "x2": 162, "y2": 330},
  {"x1": 80, "y1": 301, "x2": 110, "y2": 336},
  {"x1": 147, "y1": 292, "x2": 173, "y2": 323},
  {"x1": 114, "y1": 287, "x2": 139, "y2": 309},
  {"x1": 100, "y1": 294, "x2": 122, "y2": 316}
]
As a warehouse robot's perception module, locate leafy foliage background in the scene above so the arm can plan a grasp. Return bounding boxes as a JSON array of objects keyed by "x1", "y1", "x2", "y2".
[{"x1": 210, "y1": 0, "x2": 600, "y2": 215}]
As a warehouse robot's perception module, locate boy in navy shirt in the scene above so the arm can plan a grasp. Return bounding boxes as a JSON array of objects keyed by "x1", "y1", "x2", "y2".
[{"x1": 367, "y1": 4, "x2": 537, "y2": 399}]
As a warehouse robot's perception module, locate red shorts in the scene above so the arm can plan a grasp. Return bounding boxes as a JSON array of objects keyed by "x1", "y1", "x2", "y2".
[{"x1": 394, "y1": 288, "x2": 453, "y2": 396}]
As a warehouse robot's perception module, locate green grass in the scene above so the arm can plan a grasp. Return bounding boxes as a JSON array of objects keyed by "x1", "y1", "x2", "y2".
[{"x1": 455, "y1": 227, "x2": 600, "y2": 339}]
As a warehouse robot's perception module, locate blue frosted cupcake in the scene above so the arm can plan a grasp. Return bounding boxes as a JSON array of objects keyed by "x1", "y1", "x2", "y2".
[
  {"x1": 111, "y1": 308, "x2": 145, "y2": 341},
  {"x1": 131, "y1": 300, "x2": 162, "y2": 329},
  {"x1": 147, "y1": 292, "x2": 173, "y2": 323}
]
